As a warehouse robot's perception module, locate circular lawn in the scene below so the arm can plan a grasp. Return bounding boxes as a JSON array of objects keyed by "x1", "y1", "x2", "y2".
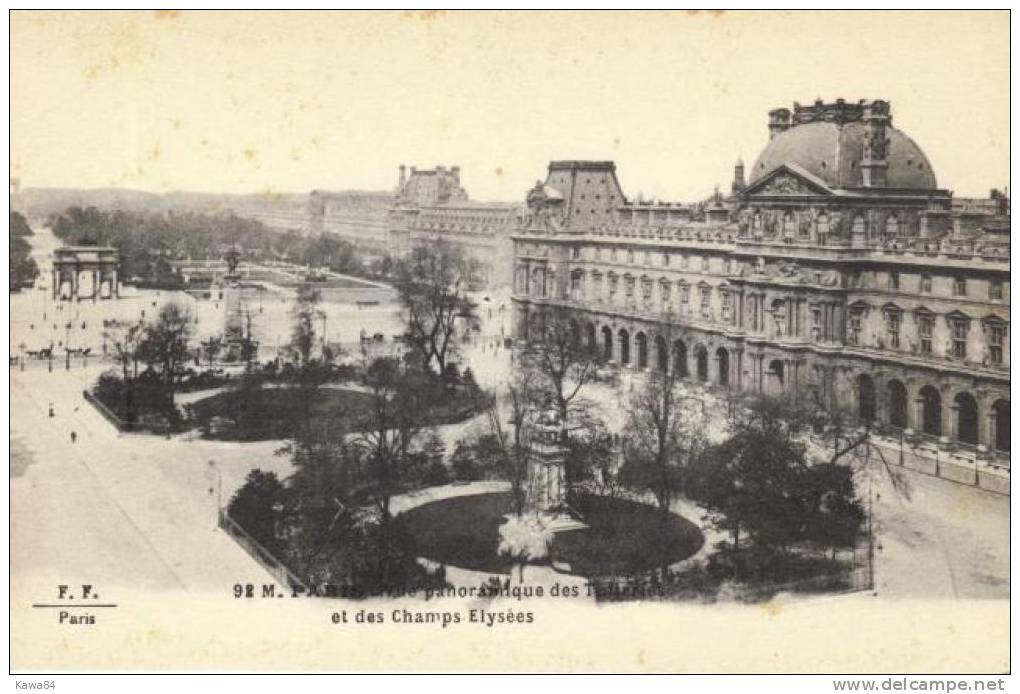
[{"x1": 399, "y1": 492, "x2": 704, "y2": 577}]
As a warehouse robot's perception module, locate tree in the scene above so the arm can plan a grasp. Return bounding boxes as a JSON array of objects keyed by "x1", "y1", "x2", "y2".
[
  {"x1": 621, "y1": 373, "x2": 708, "y2": 515},
  {"x1": 689, "y1": 394, "x2": 865, "y2": 579},
  {"x1": 518, "y1": 306, "x2": 599, "y2": 448},
  {"x1": 394, "y1": 239, "x2": 479, "y2": 377},
  {"x1": 9, "y1": 212, "x2": 38, "y2": 289},
  {"x1": 202, "y1": 336, "x2": 223, "y2": 368},
  {"x1": 138, "y1": 302, "x2": 192, "y2": 386},
  {"x1": 10, "y1": 211, "x2": 33, "y2": 237},
  {"x1": 287, "y1": 285, "x2": 324, "y2": 368},
  {"x1": 354, "y1": 357, "x2": 434, "y2": 521},
  {"x1": 227, "y1": 469, "x2": 289, "y2": 554},
  {"x1": 302, "y1": 234, "x2": 359, "y2": 273},
  {"x1": 487, "y1": 370, "x2": 541, "y2": 517},
  {"x1": 806, "y1": 464, "x2": 866, "y2": 560},
  {"x1": 105, "y1": 322, "x2": 145, "y2": 382}
]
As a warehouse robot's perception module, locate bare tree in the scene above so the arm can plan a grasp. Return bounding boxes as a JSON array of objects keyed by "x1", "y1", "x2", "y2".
[
  {"x1": 394, "y1": 239, "x2": 479, "y2": 378},
  {"x1": 201, "y1": 336, "x2": 223, "y2": 369},
  {"x1": 354, "y1": 357, "x2": 433, "y2": 521},
  {"x1": 617, "y1": 306, "x2": 709, "y2": 512},
  {"x1": 622, "y1": 369, "x2": 708, "y2": 515},
  {"x1": 105, "y1": 322, "x2": 145, "y2": 382},
  {"x1": 519, "y1": 306, "x2": 598, "y2": 443},
  {"x1": 287, "y1": 285, "x2": 324, "y2": 367},
  {"x1": 487, "y1": 369, "x2": 541, "y2": 517}
]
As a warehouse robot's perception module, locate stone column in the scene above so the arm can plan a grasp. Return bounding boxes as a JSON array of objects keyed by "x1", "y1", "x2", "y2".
[
  {"x1": 944, "y1": 395, "x2": 956, "y2": 442},
  {"x1": 912, "y1": 396, "x2": 926, "y2": 435},
  {"x1": 874, "y1": 376, "x2": 887, "y2": 425},
  {"x1": 986, "y1": 409, "x2": 998, "y2": 452}
]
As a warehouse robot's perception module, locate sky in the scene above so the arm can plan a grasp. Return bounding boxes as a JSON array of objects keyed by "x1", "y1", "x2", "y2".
[{"x1": 10, "y1": 10, "x2": 1010, "y2": 202}]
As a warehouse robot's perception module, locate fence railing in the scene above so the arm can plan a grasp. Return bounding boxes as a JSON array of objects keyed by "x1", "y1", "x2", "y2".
[{"x1": 218, "y1": 509, "x2": 307, "y2": 593}]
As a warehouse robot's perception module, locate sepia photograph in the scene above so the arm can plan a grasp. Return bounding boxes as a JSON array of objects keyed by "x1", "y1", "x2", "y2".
[{"x1": 6, "y1": 8, "x2": 1012, "y2": 682}]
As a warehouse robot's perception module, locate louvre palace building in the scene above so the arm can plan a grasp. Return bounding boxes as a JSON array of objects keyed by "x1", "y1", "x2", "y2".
[{"x1": 511, "y1": 99, "x2": 1010, "y2": 467}]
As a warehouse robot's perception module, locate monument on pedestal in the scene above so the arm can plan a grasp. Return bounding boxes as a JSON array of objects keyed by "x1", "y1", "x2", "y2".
[
  {"x1": 523, "y1": 408, "x2": 587, "y2": 530},
  {"x1": 221, "y1": 247, "x2": 260, "y2": 363}
]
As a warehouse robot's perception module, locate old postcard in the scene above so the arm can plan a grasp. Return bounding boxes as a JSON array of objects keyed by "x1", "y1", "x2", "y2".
[{"x1": 8, "y1": 10, "x2": 1010, "y2": 676}]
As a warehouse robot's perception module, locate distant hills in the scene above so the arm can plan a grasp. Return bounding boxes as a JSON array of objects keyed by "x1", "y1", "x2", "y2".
[{"x1": 15, "y1": 187, "x2": 313, "y2": 221}]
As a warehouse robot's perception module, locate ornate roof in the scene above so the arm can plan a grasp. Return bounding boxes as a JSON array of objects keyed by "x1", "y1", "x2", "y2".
[{"x1": 750, "y1": 120, "x2": 937, "y2": 190}]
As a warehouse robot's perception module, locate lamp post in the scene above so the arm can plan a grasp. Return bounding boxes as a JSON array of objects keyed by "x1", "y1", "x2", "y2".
[
  {"x1": 64, "y1": 320, "x2": 72, "y2": 370},
  {"x1": 207, "y1": 460, "x2": 222, "y2": 530}
]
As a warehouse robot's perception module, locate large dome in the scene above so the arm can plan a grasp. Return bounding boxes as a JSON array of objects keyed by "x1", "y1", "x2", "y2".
[{"x1": 750, "y1": 120, "x2": 937, "y2": 190}]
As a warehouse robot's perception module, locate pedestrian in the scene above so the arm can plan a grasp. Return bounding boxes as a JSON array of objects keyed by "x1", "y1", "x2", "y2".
[
  {"x1": 70, "y1": 431, "x2": 77, "y2": 444},
  {"x1": 48, "y1": 404, "x2": 54, "y2": 418}
]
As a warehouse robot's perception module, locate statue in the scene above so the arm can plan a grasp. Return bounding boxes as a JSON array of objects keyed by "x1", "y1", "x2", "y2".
[{"x1": 225, "y1": 246, "x2": 241, "y2": 278}]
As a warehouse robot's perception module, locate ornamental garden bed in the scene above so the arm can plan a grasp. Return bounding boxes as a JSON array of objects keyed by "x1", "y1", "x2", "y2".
[{"x1": 401, "y1": 492, "x2": 705, "y2": 578}]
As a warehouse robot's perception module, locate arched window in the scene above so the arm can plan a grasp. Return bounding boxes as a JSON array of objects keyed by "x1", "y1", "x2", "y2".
[
  {"x1": 618, "y1": 329, "x2": 631, "y2": 365},
  {"x1": 888, "y1": 380, "x2": 908, "y2": 429},
  {"x1": 857, "y1": 374, "x2": 876, "y2": 423},
  {"x1": 851, "y1": 214, "x2": 866, "y2": 236},
  {"x1": 601, "y1": 326, "x2": 613, "y2": 361},
  {"x1": 954, "y1": 392, "x2": 978, "y2": 445},
  {"x1": 920, "y1": 385, "x2": 941, "y2": 436},
  {"x1": 768, "y1": 359, "x2": 785, "y2": 396},
  {"x1": 635, "y1": 332, "x2": 648, "y2": 369},
  {"x1": 716, "y1": 347, "x2": 730, "y2": 387},
  {"x1": 695, "y1": 346, "x2": 709, "y2": 382},
  {"x1": 993, "y1": 400, "x2": 1010, "y2": 452},
  {"x1": 673, "y1": 340, "x2": 688, "y2": 378}
]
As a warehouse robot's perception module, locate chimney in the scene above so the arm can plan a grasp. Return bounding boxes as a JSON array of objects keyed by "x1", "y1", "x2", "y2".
[
  {"x1": 731, "y1": 157, "x2": 746, "y2": 195},
  {"x1": 768, "y1": 108, "x2": 792, "y2": 140},
  {"x1": 860, "y1": 100, "x2": 891, "y2": 188},
  {"x1": 451, "y1": 166, "x2": 460, "y2": 184},
  {"x1": 398, "y1": 164, "x2": 406, "y2": 188}
]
